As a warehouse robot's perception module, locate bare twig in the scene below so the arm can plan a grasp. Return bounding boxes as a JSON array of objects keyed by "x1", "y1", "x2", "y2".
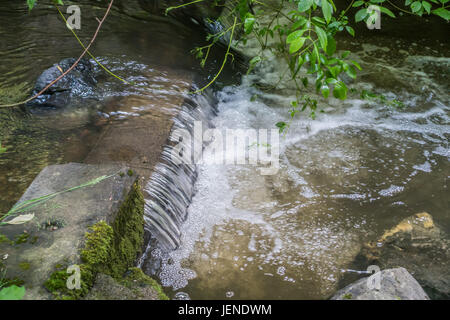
[{"x1": 0, "y1": 0, "x2": 114, "y2": 108}]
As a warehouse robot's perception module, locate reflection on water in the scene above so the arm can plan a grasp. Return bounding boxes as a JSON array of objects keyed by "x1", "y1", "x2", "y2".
[
  {"x1": 154, "y1": 26, "x2": 449, "y2": 299},
  {"x1": 0, "y1": 0, "x2": 225, "y2": 214}
]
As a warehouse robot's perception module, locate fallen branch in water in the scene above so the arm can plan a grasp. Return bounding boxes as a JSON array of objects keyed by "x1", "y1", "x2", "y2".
[{"x1": 0, "y1": 0, "x2": 114, "y2": 108}]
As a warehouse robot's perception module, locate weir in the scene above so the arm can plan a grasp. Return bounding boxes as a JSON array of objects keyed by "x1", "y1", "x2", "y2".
[{"x1": 141, "y1": 91, "x2": 217, "y2": 252}]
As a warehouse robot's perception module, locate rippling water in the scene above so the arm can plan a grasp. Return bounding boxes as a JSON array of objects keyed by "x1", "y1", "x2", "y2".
[{"x1": 0, "y1": 0, "x2": 230, "y2": 213}]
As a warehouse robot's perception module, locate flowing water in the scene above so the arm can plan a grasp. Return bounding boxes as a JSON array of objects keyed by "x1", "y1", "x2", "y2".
[
  {"x1": 1, "y1": 1, "x2": 449, "y2": 300},
  {"x1": 141, "y1": 20, "x2": 450, "y2": 299}
]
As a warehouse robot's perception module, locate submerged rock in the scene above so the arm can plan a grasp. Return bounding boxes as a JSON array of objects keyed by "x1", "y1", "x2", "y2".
[
  {"x1": 357, "y1": 212, "x2": 450, "y2": 299},
  {"x1": 27, "y1": 58, "x2": 97, "y2": 108},
  {"x1": 331, "y1": 267, "x2": 429, "y2": 300}
]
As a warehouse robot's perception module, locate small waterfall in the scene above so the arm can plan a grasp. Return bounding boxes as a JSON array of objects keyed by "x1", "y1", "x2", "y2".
[{"x1": 141, "y1": 90, "x2": 217, "y2": 252}]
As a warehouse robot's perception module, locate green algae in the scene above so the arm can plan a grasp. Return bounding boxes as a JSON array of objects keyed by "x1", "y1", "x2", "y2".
[
  {"x1": 45, "y1": 180, "x2": 149, "y2": 300},
  {"x1": 121, "y1": 267, "x2": 169, "y2": 300}
]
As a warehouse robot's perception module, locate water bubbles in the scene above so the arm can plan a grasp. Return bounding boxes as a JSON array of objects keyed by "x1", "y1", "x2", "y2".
[
  {"x1": 174, "y1": 292, "x2": 191, "y2": 300},
  {"x1": 276, "y1": 266, "x2": 286, "y2": 276}
]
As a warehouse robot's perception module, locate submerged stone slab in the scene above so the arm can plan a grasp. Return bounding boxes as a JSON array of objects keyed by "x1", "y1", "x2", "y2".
[
  {"x1": 331, "y1": 267, "x2": 429, "y2": 300},
  {"x1": 0, "y1": 163, "x2": 146, "y2": 299},
  {"x1": 84, "y1": 68, "x2": 193, "y2": 183}
]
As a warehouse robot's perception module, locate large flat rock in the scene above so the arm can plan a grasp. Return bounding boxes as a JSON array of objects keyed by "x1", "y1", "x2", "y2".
[{"x1": 0, "y1": 163, "x2": 139, "y2": 299}]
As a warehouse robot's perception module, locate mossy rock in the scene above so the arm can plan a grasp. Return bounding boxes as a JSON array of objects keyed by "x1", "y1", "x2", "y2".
[
  {"x1": 85, "y1": 268, "x2": 168, "y2": 300},
  {"x1": 0, "y1": 163, "x2": 161, "y2": 300}
]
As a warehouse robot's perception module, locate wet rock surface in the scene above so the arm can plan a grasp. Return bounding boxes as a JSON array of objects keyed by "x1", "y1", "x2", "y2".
[
  {"x1": 356, "y1": 212, "x2": 450, "y2": 299},
  {"x1": 331, "y1": 267, "x2": 429, "y2": 300},
  {"x1": 0, "y1": 163, "x2": 139, "y2": 299},
  {"x1": 85, "y1": 272, "x2": 162, "y2": 300},
  {"x1": 27, "y1": 58, "x2": 97, "y2": 109}
]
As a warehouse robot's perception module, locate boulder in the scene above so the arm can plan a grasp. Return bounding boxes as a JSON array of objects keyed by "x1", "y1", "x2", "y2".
[
  {"x1": 331, "y1": 267, "x2": 429, "y2": 300},
  {"x1": 0, "y1": 163, "x2": 166, "y2": 300},
  {"x1": 357, "y1": 212, "x2": 450, "y2": 299},
  {"x1": 27, "y1": 58, "x2": 97, "y2": 108}
]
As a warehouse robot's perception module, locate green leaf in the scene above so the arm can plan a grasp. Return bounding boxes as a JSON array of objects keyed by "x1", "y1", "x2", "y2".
[
  {"x1": 298, "y1": 0, "x2": 313, "y2": 12},
  {"x1": 346, "y1": 26, "x2": 355, "y2": 37},
  {"x1": 321, "y1": 0, "x2": 333, "y2": 24},
  {"x1": 0, "y1": 286, "x2": 26, "y2": 300},
  {"x1": 432, "y1": 7, "x2": 450, "y2": 20},
  {"x1": 276, "y1": 121, "x2": 287, "y2": 133},
  {"x1": 341, "y1": 50, "x2": 351, "y2": 59},
  {"x1": 315, "y1": 26, "x2": 328, "y2": 52},
  {"x1": 286, "y1": 29, "x2": 307, "y2": 43},
  {"x1": 345, "y1": 65, "x2": 357, "y2": 79},
  {"x1": 289, "y1": 37, "x2": 306, "y2": 54},
  {"x1": 326, "y1": 35, "x2": 336, "y2": 56},
  {"x1": 244, "y1": 13, "x2": 255, "y2": 34},
  {"x1": 350, "y1": 60, "x2": 362, "y2": 70},
  {"x1": 247, "y1": 56, "x2": 262, "y2": 74},
  {"x1": 321, "y1": 84, "x2": 330, "y2": 98},
  {"x1": 291, "y1": 18, "x2": 307, "y2": 31},
  {"x1": 333, "y1": 81, "x2": 348, "y2": 100},
  {"x1": 353, "y1": 1, "x2": 365, "y2": 7},
  {"x1": 422, "y1": 1, "x2": 431, "y2": 14},
  {"x1": 27, "y1": 0, "x2": 37, "y2": 10},
  {"x1": 379, "y1": 7, "x2": 396, "y2": 18},
  {"x1": 355, "y1": 8, "x2": 368, "y2": 22},
  {"x1": 411, "y1": 1, "x2": 422, "y2": 12}
]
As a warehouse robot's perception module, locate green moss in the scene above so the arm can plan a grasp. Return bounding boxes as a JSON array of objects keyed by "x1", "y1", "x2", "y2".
[
  {"x1": 0, "y1": 234, "x2": 13, "y2": 245},
  {"x1": 343, "y1": 293, "x2": 353, "y2": 300},
  {"x1": 121, "y1": 267, "x2": 169, "y2": 300},
  {"x1": 81, "y1": 221, "x2": 114, "y2": 268},
  {"x1": 14, "y1": 232, "x2": 30, "y2": 245},
  {"x1": 1, "y1": 277, "x2": 25, "y2": 289},
  {"x1": 18, "y1": 262, "x2": 31, "y2": 271},
  {"x1": 44, "y1": 265, "x2": 93, "y2": 300},
  {"x1": 127, "y1": 169, "x2": 134, "y2": 177},
  {"x1": 108, "y1": 181, "x2": 145, "y2": 278},
  {"x1": 45, "y1": 181, "x2": 147, "y2": 300},
  {"x1": 30, "y1": 236, "x2": 39, "y2": 244}
]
